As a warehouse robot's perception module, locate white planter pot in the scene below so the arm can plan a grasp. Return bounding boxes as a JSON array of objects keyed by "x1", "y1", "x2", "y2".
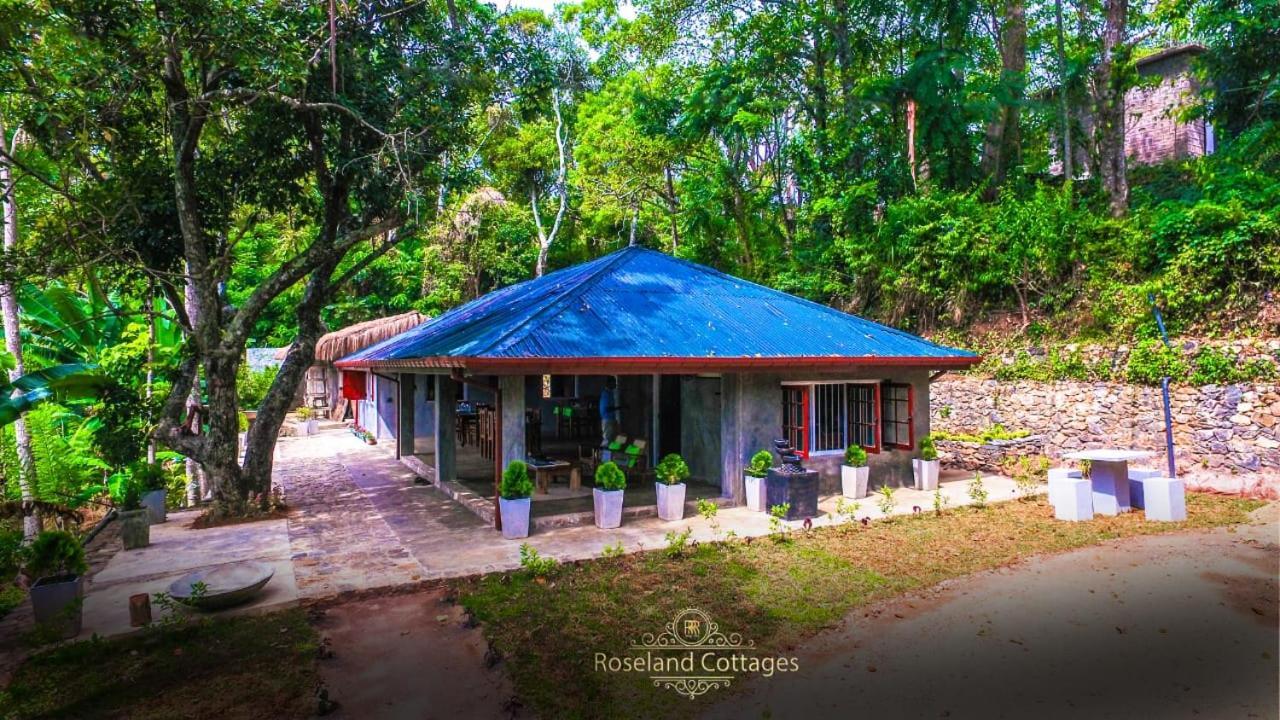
[
  {"x1": 914, "y1": 459, "x2": 940, "y2": 491},
  {"x1": 655, "y1": 482, "x2": 687, "y2": 521},
  {"x1": 593, "y1": 488, "x2": 624, "y2": 529},
  {"x1": 30, "y1": 574, "x2": 84, "y2": 640},
  {"x1": 141, "y1": 489, "x2": 167, "y2": 524},
  {"x1": 841, "y1": 465, "x2": 869, "y2": 499},
  {"x1": 305, "y1": 419, "x2": 320, "y2": 435},
  {"x1": 744, "y1": 474, "x2": 767, "y2": 512},
  {"x1": 499, "y1": 497, "x2": 531, "y2": 539}
]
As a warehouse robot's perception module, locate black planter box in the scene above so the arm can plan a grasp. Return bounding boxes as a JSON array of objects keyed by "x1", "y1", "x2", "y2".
[{"x1": 765, "y1": 469, "x2": 819, "y2": 520}]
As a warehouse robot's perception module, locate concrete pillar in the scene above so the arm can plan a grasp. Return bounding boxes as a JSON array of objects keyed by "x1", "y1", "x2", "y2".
[
  {"x1": 434, "y1": 376, "x2": 457, "y2": 484},
  {"x1": 719, "y1": 374, "x2": 743, "y2": 502},
  {"x1": 500, "y1": 375, "x2": 525, "y2": 469},
  {"x1": 719, "y1": 373, "x2": 785, "y2": 503},
  {"x1": 397, "y1": 373, "x2": 415, "y2": 459}
]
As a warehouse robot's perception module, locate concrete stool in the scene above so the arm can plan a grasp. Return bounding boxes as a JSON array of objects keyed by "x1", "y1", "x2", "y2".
[
  {"x1": 1127, "y1": 467, "x2": 1162, "y2": 510},
  {"x1": 1140, "y1": 477, "x2": 1186, "y2": 522},
  {"x1": 1047, "y1": 468, "x2": 1082, "y2": 508},
  {"x1": 1048, "y1": 475, "x2": 1092, "y2": 521}
]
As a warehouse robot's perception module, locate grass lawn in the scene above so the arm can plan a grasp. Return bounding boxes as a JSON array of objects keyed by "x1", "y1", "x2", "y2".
[
  {"x1": 0, "y1": 608, "x2": 319, "y2": 720},
  {"x1": 453, "y1": 493, "x2": 1265, "y2": 719}
]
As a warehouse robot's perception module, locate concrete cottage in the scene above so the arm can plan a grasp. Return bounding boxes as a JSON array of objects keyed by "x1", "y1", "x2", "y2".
[{"x1": 334, "y1": 247, "x2": 980, "y2": 531}]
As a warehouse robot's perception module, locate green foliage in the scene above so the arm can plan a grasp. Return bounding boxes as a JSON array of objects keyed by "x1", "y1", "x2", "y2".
[
  {"x1": 112, "y1": 474, "x2": 143, "y2": 512},
  {"x1": 843, "y1": 445, "x2": 868, "y2": 467},
  {"x1": 501, "y1": 460, "x2": 534, "y2": 500},
  {"x1": 518, "y1": 543, "x2": 559, "y2": 577},
  {"x1": 1002, "y1": 455, "x2": 1050, "y2": 497},
  {"x1": 594, "y1": 461, "x2": 626, "y2": 491},
  {"x1": 932, "y1": 487, "x2": 949, "y2": 516},
  {"x1": 600, "y1": 542, "x2": 625, "y2": 559},
  {"x1": 918, "y1": 435, "x2": 938, "y2": 462},
  {"x1": 127, "y1": 462, "x2": 167, "y2": 493},
  {"x1": 834, "y1": 497, "x2": 860, "y2": 524},
  {"x1": 236, "y1": 365, "x2": 278, "y2": 410},
  {"x1": 23, "y1": 531, "x2": 87, "y2": 579},
  {"x1": 745, "y1": 450, "x2": 773, "y2": 478},
  {"x1": 663, "y1": 528, "x2": 693, "y2": 558},
  {"x1": 654, "y1": 453, "x2": 689, "y2": 485},
  {"x1": 767, "y1": 503, "x2": 791, "y2": 542},
  {"x1": 1125, "y1": 340, "x2": 1190, "y2": 385},
  {"x1": 875, "y1": 485, "x2": 896, "y2": 516},
  {"x1": 934, "y1": 424, "x2": 1031, "y2": 444},
  {"x1": 967, "y1": 473, "x2": 990, "y2": 508}
]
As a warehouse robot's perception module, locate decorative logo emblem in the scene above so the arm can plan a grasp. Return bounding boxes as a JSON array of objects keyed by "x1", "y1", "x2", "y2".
[{"x1": 596, "y1": 607, "x2": 798, "y2": 700}]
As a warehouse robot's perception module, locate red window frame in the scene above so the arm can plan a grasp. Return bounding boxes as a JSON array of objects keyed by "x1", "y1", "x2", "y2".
[
  {"x1": 880, "y1": 383, "x2": 914, "y2": 450},
  {"x1": 846, "y1": 383, "x2": 881, "y2": 453},
  {"x1": 781, "y1": 385, "x2": 809, "y2": 457}
]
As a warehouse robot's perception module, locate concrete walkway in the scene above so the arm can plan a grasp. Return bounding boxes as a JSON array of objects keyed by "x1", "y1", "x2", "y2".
[{"x1": 44, "y1": 428, "x2": 1027, "y2": 642}]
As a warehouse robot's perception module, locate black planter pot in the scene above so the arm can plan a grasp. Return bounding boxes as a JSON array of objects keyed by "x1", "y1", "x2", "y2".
[{"x1": 764, "y1": 469, "x2": 820, "y2": 520}]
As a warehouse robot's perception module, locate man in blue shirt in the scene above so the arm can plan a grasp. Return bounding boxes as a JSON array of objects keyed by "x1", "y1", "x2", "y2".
[{"x1": 599, "y1": 376, "x2": 621, "y2": 447}]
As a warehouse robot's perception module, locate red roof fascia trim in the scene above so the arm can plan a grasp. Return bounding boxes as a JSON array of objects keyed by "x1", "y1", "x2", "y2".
[{"x1": 335, "y1": 355, "x2": 982, "y2": 373}]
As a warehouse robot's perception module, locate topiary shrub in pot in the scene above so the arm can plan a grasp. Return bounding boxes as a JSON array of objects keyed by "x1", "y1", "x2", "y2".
[
  {"x1": 744, "y1": 449, "x2": 773, "y2": 512},
  {"x1": 25, "y1": 530, "x2": 88, "y2": 640},
  {"x1": 593, "y1": 461, "x2": 627, "y2": 529},
  {"x1": 499, "y1": 460, "x2": 534, "y2": 540},
  {"x1": 131, "y1": 461, "x2": 169, "y2": 524},
  {"x1": 115, "y1": 476, "x2": 151, "y2": 550},
  {"x1": 841, "y1": 445, "x2": 870, "y2": 499},
  {"x1": 654, "y1": 453, "x2": 690, "y2": 521},
  {"x1": 913, "y1": 435, "x2": 940, "y2": 491}
]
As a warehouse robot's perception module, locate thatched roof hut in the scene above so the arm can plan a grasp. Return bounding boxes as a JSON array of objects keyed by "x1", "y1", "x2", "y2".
[
  {"x1": 276, "y1": 311, "x2": 429, "y2": 363},
  {"x1": 278, "y1": 311, "x2": 429, "y2": 417}
]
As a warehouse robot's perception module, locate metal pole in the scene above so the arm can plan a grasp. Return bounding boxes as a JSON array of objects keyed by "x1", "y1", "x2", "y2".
[{"x1": 1148, "y1": 293, "x2": 1177, "y2": 478}]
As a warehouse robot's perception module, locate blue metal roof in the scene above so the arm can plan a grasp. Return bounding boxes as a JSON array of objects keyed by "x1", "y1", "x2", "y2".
[{"x1": 337, "y1": 247, "x2": 978, "y2": 370}]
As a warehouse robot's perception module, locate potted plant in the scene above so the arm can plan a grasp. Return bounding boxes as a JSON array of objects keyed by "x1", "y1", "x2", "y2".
[
  {"x1": 744, "y1": 449, "x2": 772, "y2": 512},
  {"x1": 592, "y1": 461, "x2": 626, "y2": 529},
  {"x1": 132, "y1": 461, "x2": 168, "y2": 524},
  {"x1": 499, "y1": 460, "x2": 534, "y2": 540},
  {"x1": 841, "y1": 445, "x2": 869, "y2": 499},
  {"x1": 116, "y1": 475, "x2": 151, "y2": 550},
  {"x1": 654, "y1": 453, "x2": 690, "y2": 521},
  {"x1": 913, "y1": 434, "x2": 940, "y2": 491},
  {"x1": 297, "y1": 406, "x2": 321, "y2": 435},
  {"x1": 25, "y1": 530, "x2": 88, "y2": 640}
]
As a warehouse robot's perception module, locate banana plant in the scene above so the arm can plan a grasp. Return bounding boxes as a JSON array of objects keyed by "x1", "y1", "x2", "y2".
[{"x1": 0, "y1": 355, "x2": 109, "y2": 428}]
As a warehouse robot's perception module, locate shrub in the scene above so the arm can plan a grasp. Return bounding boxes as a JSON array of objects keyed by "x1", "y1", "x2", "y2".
[
  {"x1": 967, "y1": 472, "x2": 989, "y2": 507},
  {"x1": 296, "y1": 406, "x2": 313, "y2": 421},
  {"x1": 501, "y1": 460, "x2": 533, "y2": 500},
  {"x1": 1125, "y1": 339, "x2": 1189, "y2": 385},
  {"x1": 518, "y1": 543, "x2": 558, "y2": 577},
  {"x1": 918, "y1": 435, "x2": 938, "y2": 461},
  {"x1": 745, "y1": 450, "x2": 773, "y2": 477},
  {"x1": 875, "y1": 485, "x2": 896, "y2": 515},
  {"x1": 595, "y1": 461, "x2": 626, "y2": 491},
  {"x1": 129, "y1": 461, "x2": 167, "y2": 492},
  {"x1": 654, "y1": 454, "x2": 690, "y2": 485},
  {"x1": 933, "y1": 424, "x2": 1031, "y2": 444},
  {"x1": 23, "y1": 530, "x2": 87, "y2": 580},
  {"x1": 663, "y1": 528, "x2": 693, "y2": 558},
  {"x1": 112, "y1": 474, "x2": 143, "y2": 512},
  {"x1": 843, "y1": 445, "x2": 868, "y2": 467}
]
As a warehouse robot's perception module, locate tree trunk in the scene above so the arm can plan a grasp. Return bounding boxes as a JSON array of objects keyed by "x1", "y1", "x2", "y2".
[
  {"x1": 0, "y1": 121, "x2": 39, "y2": 539},
  {"x1": 1054, "y1": 0, "x2": 1074, "y2": 179},
  {"x1": 241, "y1": 261, "x2": 335, "y2": 497},
  {"x1": 980, "y1": 0, "x2": 1027, "y2": 190},
  {"x1": 1095, "y1": 0, "x2": 1129, "y2": 217},
  {"x1": 532, "y1": 89, "x2": 569, "y2": 277}
]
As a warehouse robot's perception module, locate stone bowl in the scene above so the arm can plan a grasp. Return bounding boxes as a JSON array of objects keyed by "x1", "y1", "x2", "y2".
[{"x1": 168, "y1": 561, "x2": 275, "y2": 611}]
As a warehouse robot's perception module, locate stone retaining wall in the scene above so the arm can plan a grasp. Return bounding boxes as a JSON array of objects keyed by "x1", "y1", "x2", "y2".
[
  {"x1": 931, "y1": 377, "x2": 1280, "y2": 497},
  {"x1": 936, "y1": 435, "x2": 1046, "y2": 473}
]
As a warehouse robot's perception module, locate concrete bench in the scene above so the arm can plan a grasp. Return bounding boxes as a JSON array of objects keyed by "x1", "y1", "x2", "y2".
[
  {"x1": 1139, "y1": 477, "x2": 1187, "y2": 522},
  {"x1": 1048, "y1": 470, "x2": 1092, "y2": 521},
  {"x1": 1127, "y1": 467, "x2": 1162, "y2": 510}
]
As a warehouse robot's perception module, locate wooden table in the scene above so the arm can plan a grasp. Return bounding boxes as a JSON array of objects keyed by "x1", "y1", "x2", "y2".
[
  {"x1": 1062, "y1": 449, "x2": 1155, "y2": 516},
  {"x1": 527, "y1": 460, "x2": 581, "y2": 494}
]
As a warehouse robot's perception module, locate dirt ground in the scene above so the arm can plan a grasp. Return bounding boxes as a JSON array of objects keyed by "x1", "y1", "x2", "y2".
[
  {"x1": 311, "y1": 588, "x2": 516, "y2": 720},
  {"x1": 705, "y1": 502, "x2": 1280, "y2": 720}
]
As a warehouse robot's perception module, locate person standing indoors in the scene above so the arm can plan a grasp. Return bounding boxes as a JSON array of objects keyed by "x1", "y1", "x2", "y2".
[{"x1": 599, "y1": 376, "x2": 621, "y2": 447}]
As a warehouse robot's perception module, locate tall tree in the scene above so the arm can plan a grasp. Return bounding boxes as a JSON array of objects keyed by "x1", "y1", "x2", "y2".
[
  {"x1": 0, "y1": 116, "x2": 38, "y2": 537},
  {"x1": 980, "y1": 0, "x2": 1028, "y2": 189},
  {"x1": 1094, "y1": 0, "x2": 1130, "y2": 216}
]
